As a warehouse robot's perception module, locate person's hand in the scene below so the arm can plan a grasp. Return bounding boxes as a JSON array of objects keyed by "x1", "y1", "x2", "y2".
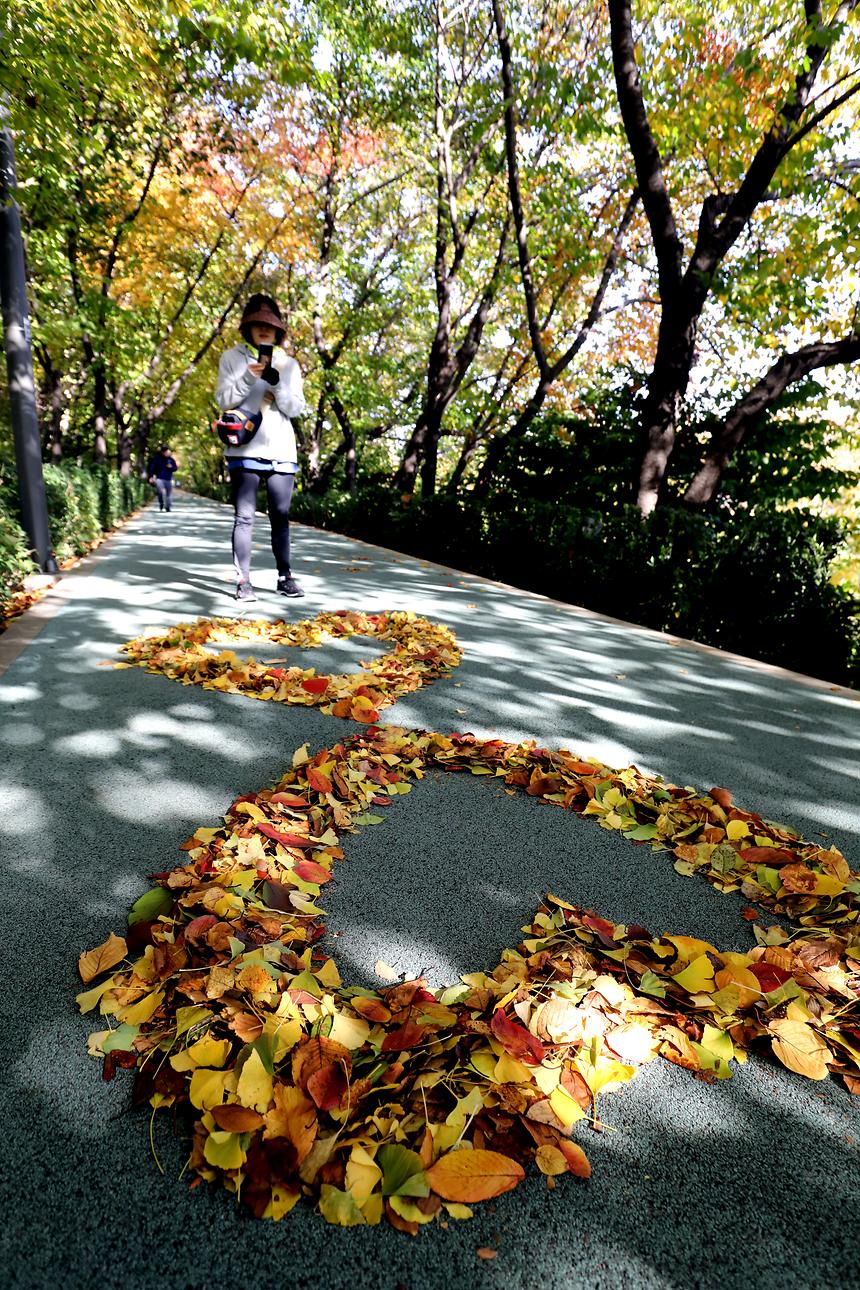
[{"x1": 247, "y1": 361, "x2": 265, "y2": 378}]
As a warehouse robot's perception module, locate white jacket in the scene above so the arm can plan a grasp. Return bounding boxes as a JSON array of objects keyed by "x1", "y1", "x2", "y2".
[{"x1": 216, "y1": 343, "x2": 307, "y2": 463}]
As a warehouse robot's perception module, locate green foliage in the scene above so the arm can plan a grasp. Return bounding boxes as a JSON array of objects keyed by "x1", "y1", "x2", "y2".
[
  {"x1": 0, "y1": 499, "x2": 36, "y2": 617},
  {"x1": 42, "y1": 466, "x2": 103, "y2": 559},
  {"x1": 291, "y1": 486, "x2": 860, "y2": 687},
  {"x1": 0, "y1": 465, "x2": 147, "y2": 609}
]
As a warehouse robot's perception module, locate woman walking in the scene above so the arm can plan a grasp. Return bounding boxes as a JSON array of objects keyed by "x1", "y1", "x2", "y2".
[{"x1": 216, "y1": 293, "x2": 307, "y2": 601}]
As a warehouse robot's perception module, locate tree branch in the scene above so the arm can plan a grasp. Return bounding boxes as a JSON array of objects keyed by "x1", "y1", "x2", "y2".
[
  {"x1": 683, "y1": 329, "x2": 860, "y2": 506},
  {"x1": 607, "y1": 0, "x2": 682, "y2": 295}
]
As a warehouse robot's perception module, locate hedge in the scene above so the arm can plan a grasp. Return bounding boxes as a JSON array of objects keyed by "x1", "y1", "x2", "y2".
[
  {"x1": 289, "y1": 486, "x2": 860, "y2": 688},
  {"x1": 0, "y1": 463, "x2": 148, "y2": 618}
]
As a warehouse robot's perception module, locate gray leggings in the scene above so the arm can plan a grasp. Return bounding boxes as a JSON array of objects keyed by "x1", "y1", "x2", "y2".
[{"x1": 230, "y1": 467, "x2": 295, "y2": 580}]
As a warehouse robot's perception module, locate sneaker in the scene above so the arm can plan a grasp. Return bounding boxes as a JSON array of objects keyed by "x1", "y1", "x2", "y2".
[
  {"x1": 236, "y1": 580, "x2": 257, "y2": 602},
  {"x1": 277, "y1": 574, "x2": 305, "y2": 598}
]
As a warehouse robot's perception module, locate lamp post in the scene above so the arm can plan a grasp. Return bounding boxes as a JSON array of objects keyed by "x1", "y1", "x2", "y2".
[{"x1": 0, "y1": 97, "x2": 57, "y2": 573}]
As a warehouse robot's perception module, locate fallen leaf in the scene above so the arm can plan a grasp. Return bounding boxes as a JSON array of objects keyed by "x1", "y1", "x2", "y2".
[
  {"x1": 426, "y1": 1149, "x2": 525, "y2": 1202},
  {"x1": 78, "y1": 933, "x2": 128, "y2": 984},
  {"x1": 769, "y1": 1020, "x2": 830, "y2": 1080}
]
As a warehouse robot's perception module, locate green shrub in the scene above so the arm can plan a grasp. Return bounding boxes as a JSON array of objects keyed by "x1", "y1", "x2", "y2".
[
  {"x1": 42, "y1": 464, "x2": 102, "y2": 560},
  {"x1": 291, "y1": 488, "x2": 860, "y2": 687},
  {"x1": 0, "y1": 499, "x2": 35, "y2": 616},
  {"x1": 0, "y1": 463, "x2": 148, "y2": 586}
]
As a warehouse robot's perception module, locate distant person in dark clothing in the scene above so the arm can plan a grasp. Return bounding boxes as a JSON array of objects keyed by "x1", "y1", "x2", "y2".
[{"x1": 147, "y1": 445, "x2": 178, "y2": 511}]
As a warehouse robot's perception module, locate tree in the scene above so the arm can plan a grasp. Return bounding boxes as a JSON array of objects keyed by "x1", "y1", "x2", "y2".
[
  {"x1": 393, "y1": 0, "x2": 512, "y2": 496},
  {"x1": 607, "y1": 0, "x2": 860, "y2": 513}
]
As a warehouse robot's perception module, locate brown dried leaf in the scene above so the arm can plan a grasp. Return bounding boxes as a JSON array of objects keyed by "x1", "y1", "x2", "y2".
[{"x1": 78, "y1": 932, "x2": 127, "y2": 984}]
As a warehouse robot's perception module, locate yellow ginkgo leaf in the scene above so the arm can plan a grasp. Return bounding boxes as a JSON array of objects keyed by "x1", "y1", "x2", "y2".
[
  {"x1": 345, "y1": 1145, "x2": 382, "y2": 1205},
  {"x1": 672, "y1": 954, "x2": 715, "y2": 993},
  {"x1": 236, "y1": 1048, "x2": 274, "y2": 1112},
  {"x1": 549, "y1": 1085, "x2": 586, "y2": 1129},
  {"x1": 203, "y1": 1130, "x2": 246, "y2": 1171},
  {"x1": 189, "y1": 1068, "x2": 232, "y2": 1111},
  {"x1": 118, "y1": 990, "x2": 164, "y2": 1025},
  {"x1": 263, "y1": 1186, "x2": 301, "y2": 1221},
  {"x1": 170, "y1": 1036, "x2": 231, "y2": 1072}
]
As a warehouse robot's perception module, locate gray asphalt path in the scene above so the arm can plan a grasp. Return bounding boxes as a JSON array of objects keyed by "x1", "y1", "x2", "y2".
[{"x1": 1, "y1": 492, "x2": 858, "y2": 1290}]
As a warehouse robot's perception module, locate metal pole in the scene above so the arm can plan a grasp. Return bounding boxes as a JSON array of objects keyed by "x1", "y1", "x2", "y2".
[{"x1": 0, "y1": 101, "x2": 57, "y2": 573}]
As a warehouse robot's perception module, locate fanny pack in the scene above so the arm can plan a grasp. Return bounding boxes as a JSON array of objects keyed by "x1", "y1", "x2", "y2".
[{"x1": 212, "y1": 408, "x2": 263, "y2": 448}]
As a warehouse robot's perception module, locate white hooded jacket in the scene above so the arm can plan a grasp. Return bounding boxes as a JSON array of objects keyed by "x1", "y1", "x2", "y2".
[{"x1": 216, "y1": 343, "x2": 307, "y2": 464}]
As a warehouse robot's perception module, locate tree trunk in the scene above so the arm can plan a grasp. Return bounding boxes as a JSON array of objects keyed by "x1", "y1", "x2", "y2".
[
  {"x1": 39, "y1": 362, "x2": 65, "y2": 463},
  {"x1": 92, "y1": 366, "x2": 108, "y2": 464},
  {"x1": 635, "y1": 301, "x2": 700, "y2": 513},
  {"x1": 446, "y1": 430, "x2": 478, "y2": 492}
]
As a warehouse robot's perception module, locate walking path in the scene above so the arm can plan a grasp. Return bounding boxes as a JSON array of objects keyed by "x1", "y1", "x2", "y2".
[{"x1": 1, "y1": 492, "x2": 857, "y2": 1290}]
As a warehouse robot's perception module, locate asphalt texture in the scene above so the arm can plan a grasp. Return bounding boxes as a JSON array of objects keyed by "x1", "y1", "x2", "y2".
[{"x1": 1, "y1": 492, "x2": 858, "y2": 1290}]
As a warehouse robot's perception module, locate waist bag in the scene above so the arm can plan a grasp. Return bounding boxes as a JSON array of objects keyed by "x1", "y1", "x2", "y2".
[{"x1": 212, "y1": 408, "x2": 263, "y2": 448}]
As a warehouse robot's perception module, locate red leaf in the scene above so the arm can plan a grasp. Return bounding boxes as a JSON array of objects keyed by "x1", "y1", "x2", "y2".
[
  {"x1": 184, "y1": 915, "x2": 218, "y2": 945},
  {"x1": 293, "y1": 860, "x2": 332, "y2": 885},
  {"x1": 739, "y1": 846, "x2": 797, "y2": 868},
  {"x1": 307, "y1": 1061, "x2": 348, "y2": 1111},
  {"x1": 490, "y1": 1009, "x2": 545, "y2": 1065},
  {"x1": 301, "y1": 676, "x2": 330, "y2": 694},
  {"x1": 749, "y1": 961, "x2": 792, "y2": 993},
  {"x1": 381, "y1": 1021, "x2": 427, "y2": 1051},
  {"x1": 257, "y1": 822, "x2": 315, "y2": 848},
  {"x1": 269, "y1": 793, "x2": 310, "y2": 808},
  {"x1": 582, "y1": 914, "x2": 618, "y2": 947}
]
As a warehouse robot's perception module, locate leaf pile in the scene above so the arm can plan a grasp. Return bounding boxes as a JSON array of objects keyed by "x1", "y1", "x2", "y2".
[
  {"x1": 79, "y1": 725, "x2": 860, "y2": 1230},
  {"x1": 116, "y1": 611, "x2": 461, "y2": 722}
]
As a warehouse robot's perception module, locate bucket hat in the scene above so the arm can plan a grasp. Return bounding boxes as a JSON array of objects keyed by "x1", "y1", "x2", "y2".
[{"x1": 239, "y1": 294, "x2": 285, "y2": 341}]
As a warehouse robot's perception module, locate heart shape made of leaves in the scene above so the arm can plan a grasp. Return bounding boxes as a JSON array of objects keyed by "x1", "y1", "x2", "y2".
[
  {"x1": 79, "y1": 722, "x2": 860, "y2": 1232},
  {"x1": 117, "y1": 611, "x2": 461, "y2": 724}
]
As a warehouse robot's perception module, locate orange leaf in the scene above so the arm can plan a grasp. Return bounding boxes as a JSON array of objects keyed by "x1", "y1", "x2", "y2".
[
  {"x1": 293, "y1": 859, "x2": 332, "y2": 885},
  {"x1": 78, "y1": 932, "x2": 128, "y2": 983},
  {"x1": 350, "y1": 996, "x2": 391, "y2": 1024},
  {"x1": 257, "y1": 822, "x2": 316, "y2": 848},
  {"x1": 306, "y1": 768, "x2": 334, "y2": 794},
  {"x1": 350, "y1": 695, "x2": 380, "y2": 723},
  {"x1": 426, "y1": 1149, "x2": 525, "y2": 1202},
  {"x1": 558, "y1": 1139, "x2": 592, "y2": 1178},
  {"x1": 211, "y1": 1104, "x2": 265, "y2": 1133}
]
